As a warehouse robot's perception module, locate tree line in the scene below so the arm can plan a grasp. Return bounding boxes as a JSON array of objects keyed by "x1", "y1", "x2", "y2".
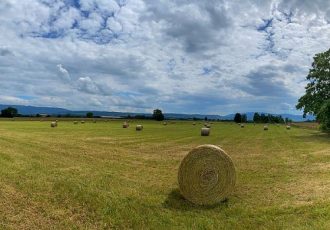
[{"x1": 233, "y1": 112, "x2": 292, "y2": 124}]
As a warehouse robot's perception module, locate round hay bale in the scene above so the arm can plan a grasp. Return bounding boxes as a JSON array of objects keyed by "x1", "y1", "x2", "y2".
[
  {"x1": 286, "y1": 125, "x2": 291, "y2": 130},
  {"x1": 50, "y1": 122, "x2": 57, "y2": 128},
  {"x1": 123, "y1": 122, "x2": 129, "y2": 128},
  {"x1": 73, "y1": 121, "x2": 78, "y2": 124},
  {"x1": 240, "y1": 124, "x2": 245, "y2": 128},
  {"x1": 193, "y1": 122, "x2": 196, "y2": 126},
  {"x1": 136, "y1": 125, "x2": 143, "y2": 131},
  {"x1": 81, "y1": 121, "x2": 85, "y2": 124},
  {"x1": 201, "y1": 127, "x2": 210, "y2": 136},
  {"x1": 264, "y1": 125, "x2": 268, "y2": 130},
  {"x1": 163, "y1": 122, "x2": 167, "y2": 126},
  {"x1": 178, "y1": 145, "x2": 236, "y2": 205}
]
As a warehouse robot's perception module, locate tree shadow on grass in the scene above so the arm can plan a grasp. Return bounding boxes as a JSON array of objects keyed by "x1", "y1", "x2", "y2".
[
  {"x1": 292, "y1": 132, "x2": 330, "y2": 144},
  {"x1": 162, "y1": 189, "x2": 229, "y2": 211}
]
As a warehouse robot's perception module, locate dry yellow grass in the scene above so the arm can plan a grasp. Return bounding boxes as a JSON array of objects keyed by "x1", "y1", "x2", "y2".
[{"x1": 0, "y1": 120, "x2": 329, "y2": 229}]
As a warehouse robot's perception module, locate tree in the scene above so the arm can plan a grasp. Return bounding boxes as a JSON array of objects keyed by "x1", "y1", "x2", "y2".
[
  {"x1": 86, "y1": 112, "x2": 94, "y2": 118},
  {"x1": 296, "y1": 49, "x2": 330, "y2": 131},
  {"x1": 152, "y1": 109, "x2": 164, "y2": 121},
  {"x1": 234, "y1": 113, "x2": 241, "y2": 123},
  {"x1": 253, "y1": 112, "x2": 261, "y2": 123},
  {"x1": 260, "y1": 113, "x2": 267, "y2": 123},
  {"x1": 317, "y1": 100, "x2": 330, "y2": 132},
  {"x1": 204, "y1": 116, "x2": 208, "y2": 121},
  {"x1": 1, "y1": 107, "x2": 18, "y2": 118},
  {"x1": 241, "y1": 114, "x2": 247, "y2": 123}
]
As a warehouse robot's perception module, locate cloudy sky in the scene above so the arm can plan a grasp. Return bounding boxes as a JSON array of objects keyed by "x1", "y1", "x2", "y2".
[{"x1": 0, "y1": 0, "x2": 330, "y2": 115}]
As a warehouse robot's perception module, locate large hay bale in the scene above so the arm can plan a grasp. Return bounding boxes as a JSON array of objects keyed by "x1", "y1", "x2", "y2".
[
  {"x1": 136, "y1": 125, "x2": 143, "y2": 131},
  {"x1": 123, "y1": 122, "x2": 129, "y2": 128},
  {"x1": 264, "y1": 125, "x2": 268, "y2": 130},
  {"x1": 178, "y1": 145, "x2": 236, "y2": 205},
  {"x1": 73, "y1": 121, "x2": 78, "y2": 124},
  {"x1": 50, "y1": 122, "x2": 57, "y2": 128},
  {"x1": 240, "y1": 124, "x2": 245, "y2": 128},
  {"x1": 201, "y1": 127, "x2": 210, "y2": 136},
  {"x1": 204, "y1": 123, "x2": 211, "y2": 128},
  {"x1": 286, "y1": 125, "x2": 291, "y2": 130},
  {"x1": 163, "y1": 122, "x2": 167, "y2": 126},
  {"x1": 193, "y1": 122, "x2": 196, "y2": 126},
  {"x1": 81, "y1": 121, "x2": 85, "y2": 124}
]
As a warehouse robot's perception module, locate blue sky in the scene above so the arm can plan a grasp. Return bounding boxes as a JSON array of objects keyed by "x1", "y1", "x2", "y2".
[{"x1": 0, "y1": 0, "x2": 330, "y2": 115}]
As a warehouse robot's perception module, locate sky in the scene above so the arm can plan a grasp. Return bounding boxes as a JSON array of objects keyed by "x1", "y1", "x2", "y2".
[{"x1": 0, "y1": 0, "x2": 330, "y2": 115}]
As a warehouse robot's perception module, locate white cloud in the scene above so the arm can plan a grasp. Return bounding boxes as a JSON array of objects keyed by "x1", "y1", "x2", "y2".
[{"x1": 0, "y1": 0, "x2": 329, "y2": 114}]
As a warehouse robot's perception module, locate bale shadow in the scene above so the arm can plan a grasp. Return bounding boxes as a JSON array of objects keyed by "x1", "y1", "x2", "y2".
[{"x1": 162, "y1": 189, "x2": 229, "y2": 211}]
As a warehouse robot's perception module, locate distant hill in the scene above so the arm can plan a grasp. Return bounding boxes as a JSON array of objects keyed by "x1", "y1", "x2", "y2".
[{"x1": 0, "y1": 104, "x2": 315, "y2": 121}]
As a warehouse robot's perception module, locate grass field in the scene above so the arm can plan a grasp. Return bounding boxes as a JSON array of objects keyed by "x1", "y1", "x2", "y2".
[{"x1": 0, "y1": 120, "x2": 329, "y2": 229}]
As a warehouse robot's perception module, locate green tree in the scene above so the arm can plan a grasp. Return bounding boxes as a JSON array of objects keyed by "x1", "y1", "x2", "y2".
[
  {"x1": 241, "y1": 114, "x2": 247, "y2": 123},
  {"x1": 1, "y1": 107, "x2": 18, "y2": 118},
  {"x1": 253, "y1": 112, "x2": 260, "y2": 123},
  {"x1": 152, "y1": 109, "x2": 164, "y2": 121},
  {"x1": 317, "y1": 100, "x2": 330, "y2": 132},
  {"x1": 296, "y1": 49, "x2": 330, "y2": 131},
  {"x1": 86, "y1": 112, "x2": 94, "y2": 118},
  {"x1": 234, "y1": 113, "x2": 241, "y2": 123}
]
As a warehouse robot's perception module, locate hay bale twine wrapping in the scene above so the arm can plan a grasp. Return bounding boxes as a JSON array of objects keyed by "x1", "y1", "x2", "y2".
[
  {"x1": 50, "y1": 122, "x2": 57, "y2": 128},
  {"x1": 201, "y1": 127, "x2": 210, "y2": 136},
  {"x1": 178, "y1": 145, "x2": 236, "y2": 205},
  {"x1": 264, "y1": 125, "x2": 268, "y2": 130},
  {"x1": 123, "y1": 122, "x2": 129, "y2": 128},
  {"x1": 136, "y1": 125, "x2": 143, "y2": 131}
]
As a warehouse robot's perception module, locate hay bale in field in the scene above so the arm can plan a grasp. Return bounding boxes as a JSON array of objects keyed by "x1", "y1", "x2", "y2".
[
  {"x1": 201, "y1": 127, "x2": 210, "y2": 136},
  {"x1": 136, "y1": 125, "x2": 143, "y2": 131},
  {"x1": 286, "y1": 125, "x2": 291, "y2": 130},
  {"x1": 123, "y1": 122, "x2": 129, "y2": 128},
  {"x1": 50, "y1": 121, "x2": 57, "y2": 128},
  {"x1": 204, "y1": 123, "x2": 211, "y2": 128},
  {"x1": 73, "y1": 121, "x2": 78, "y2": 124},
  {"x1": 178, "y1": 144, "x2": 236, "y2": 205},
  {"x1": 193, "y1": 122, "x2": 196, "y2": 126},
  {"x1": 163, "y1": 122, "x2": 167, "y2": 126},
  {"x1": 240, "y1": 124, "x2": 245, "y2": 128},
  {"x1": 264, "y1": 125, "x2": 268, "y2": 130},
  {"x1": 81, "y1": 121, "x2": 85, "y2": 124}
]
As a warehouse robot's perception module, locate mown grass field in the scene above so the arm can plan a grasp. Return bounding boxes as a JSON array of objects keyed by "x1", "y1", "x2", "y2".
[{"x1": 0, "y1": 120, "x2": 329, "y2": 229}]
